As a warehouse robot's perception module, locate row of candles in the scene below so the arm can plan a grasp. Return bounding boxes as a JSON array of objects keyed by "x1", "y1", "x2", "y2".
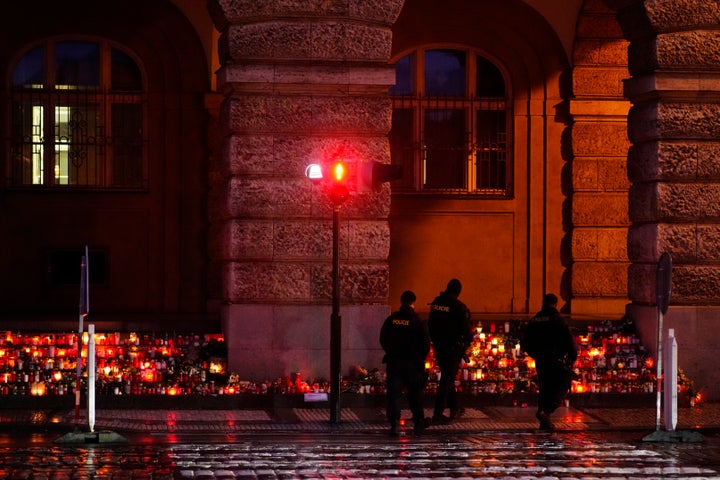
[
  {"x1": 0, "y1": 330, "x2": 228, "y2": 396},
  {"x1": 420, "y1": 322, "x2": 663, "y2": 395},
  {"x1": 0, "y1": 322, "x2": 697, "y2": 400}
]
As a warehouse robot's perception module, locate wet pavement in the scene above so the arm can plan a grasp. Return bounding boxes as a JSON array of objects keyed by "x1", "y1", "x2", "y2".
[
  {"x1": 0, "y1": 403, "x2": 718, "y2": 478},
  {"x1": 1, "y1": 430, "x2": 720, "y2": 479}
]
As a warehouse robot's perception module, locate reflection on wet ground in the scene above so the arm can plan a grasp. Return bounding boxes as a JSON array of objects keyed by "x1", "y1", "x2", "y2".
[{"x1": 0, "y1": 431, "x2": 719, "y2": 479}]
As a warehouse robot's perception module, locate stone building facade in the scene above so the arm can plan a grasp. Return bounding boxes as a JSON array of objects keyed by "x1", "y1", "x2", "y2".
[
  {"x1": 1, "y1": 0, "x2": 720, "y2": 398},
  {"x1": 206, "y1": 0, "x2": 403, "y2": 379},
  {"x1": 617, "y1": 0, "x2": 720, "y2": 398}
]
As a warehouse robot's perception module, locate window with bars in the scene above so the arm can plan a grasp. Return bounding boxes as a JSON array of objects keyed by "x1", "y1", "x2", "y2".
[
  {"x1": 9, "y1": 39, "x2": 146, "y2": 189},
  {"x1": 389, "y1": 49, "x2": 512, "y2": 196}
]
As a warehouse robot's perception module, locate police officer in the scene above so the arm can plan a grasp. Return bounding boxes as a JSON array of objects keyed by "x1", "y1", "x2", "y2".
[
  {"x1": 380, "y1": 290, "x2": 431, "y2": 436},
  {"x1": 428, "y1": 278, "x2": 473, "y2": 425},
  {"x1": 520, "y1": 293, "x2": 577, "y2": 431}
]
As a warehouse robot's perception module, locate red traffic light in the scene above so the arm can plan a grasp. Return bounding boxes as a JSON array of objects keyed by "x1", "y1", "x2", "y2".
[
  {"x1": 306, "y1": 161, "x2": 350, "y2": 205},
  {"x1": 331, "y1": 162, "x2": 346, "y2": 182},
  {"x1": 329, "y1": 161, "x2": 349, "y2": 204}
]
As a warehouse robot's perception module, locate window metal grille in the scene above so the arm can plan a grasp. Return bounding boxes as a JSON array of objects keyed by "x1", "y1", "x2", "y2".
[
  {"x1": 8, "y1": 40, "x2": 146, "y2": 190},
  {"x1": 390, "y1": 94, "x2": 511, "y2": 196},
  {"x1": 390, "y1": 49, "x2": 512, "y2": 197}
]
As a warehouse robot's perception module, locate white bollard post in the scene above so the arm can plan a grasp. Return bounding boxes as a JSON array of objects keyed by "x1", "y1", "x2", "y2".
[
  {"x1": 663, "y1": 328, "x2": 677, "y2": 431},
  {"x1": 88, "y1": 324, "x2": 96, "y2": 433}
]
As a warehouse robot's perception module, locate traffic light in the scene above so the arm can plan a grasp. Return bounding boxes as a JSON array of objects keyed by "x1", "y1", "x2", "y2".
[
  {"x1": 331, "y1": 161, "x2": 346, "y2": 182},
  {"x1": 305, "y1": 160, "x2": 349, "y2": 204},
  {"x1": 305, "y1": 160, "x2": 402, "y2": 202},
  {"x1": 328, "y1": 160, "x2": 350, "y2": 205},
  {"x1": 357, "y1": 161, "x2": 403, "y2": 192}
]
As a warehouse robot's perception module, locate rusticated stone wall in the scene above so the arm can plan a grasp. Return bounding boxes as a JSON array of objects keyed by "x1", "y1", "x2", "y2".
[
  {"x1": 207, "y1": 0, "x2": 405, "y2": 379},
  {"x1": 569, "y1": 0, "x2": 631, "y2": 316},
  {"x1": 619, "y1": 0, "x2": 720, "y2": 307},
  {"x1": 608, "y1": 0, "x2": 720, "y2": 399}
]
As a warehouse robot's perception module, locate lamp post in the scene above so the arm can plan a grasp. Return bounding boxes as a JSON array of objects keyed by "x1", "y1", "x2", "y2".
[{"x1": 306, "y1": 162, "x2": 348, "y2": 424}]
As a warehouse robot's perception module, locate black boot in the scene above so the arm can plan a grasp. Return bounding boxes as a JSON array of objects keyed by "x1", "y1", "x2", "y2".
[
  {"x1": 413, "y1": 417, "x2": 430, "y2": 435},
  {"x1": 432, "y1": 413, "x2": 452, "y2": 425},
  {"x1": 536, "y1": 410, "x2": 555, "y2": 431}
]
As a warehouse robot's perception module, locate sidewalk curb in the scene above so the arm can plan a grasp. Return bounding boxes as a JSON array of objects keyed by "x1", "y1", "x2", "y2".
[{"x1": 1, "y1": 404, "x2": 717, "y2": 437}]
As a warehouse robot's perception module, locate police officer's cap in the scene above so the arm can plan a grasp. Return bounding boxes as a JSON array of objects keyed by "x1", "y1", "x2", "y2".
[{"x1": 400, "y1": 290, "x2": 416, "y2": 304}]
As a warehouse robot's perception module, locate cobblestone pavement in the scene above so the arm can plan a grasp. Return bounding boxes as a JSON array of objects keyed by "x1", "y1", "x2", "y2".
[
  {"x1": 1, "y1": 431, "x2": 720, "y2": 479},
  {"x1": 2, "y1": 403, "x2": 720, "y2": 478}
]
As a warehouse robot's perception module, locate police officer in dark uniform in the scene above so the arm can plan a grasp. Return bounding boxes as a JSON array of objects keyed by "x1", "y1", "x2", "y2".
[
  {"x1": 520, "y1": 293, "x2": 577, "y2": 431},
  {"x1": 380, "y1": 290, "x2": 431, "y2": 436},
  {"x1": 428, "y1": 278, "x2": 473, "y2": 425}
]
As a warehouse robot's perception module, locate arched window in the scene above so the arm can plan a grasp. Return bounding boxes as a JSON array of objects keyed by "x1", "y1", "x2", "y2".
[
  {"x1": 9, "y1": 39, "x2": 146, "y2": 189},
  {"x1": 390, "y1": 48, "x2": 511, "y2": 196}
]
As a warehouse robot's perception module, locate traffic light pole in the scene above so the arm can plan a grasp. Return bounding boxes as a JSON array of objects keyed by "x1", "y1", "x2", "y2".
[
  {"x1": 330, "y1": 204, "x2": 341, "y2": 424},
  {"x1": 304, "y1": 160, "x2": 358, "y2": 424}
]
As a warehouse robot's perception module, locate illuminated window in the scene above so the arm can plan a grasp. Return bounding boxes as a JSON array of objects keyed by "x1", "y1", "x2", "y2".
[
  {"x1": 390, "y1": 49, "x2": 511, "y2": 196},
  {"x1": 9, "y1": 40, "x2": 146, "y2": 189}
]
